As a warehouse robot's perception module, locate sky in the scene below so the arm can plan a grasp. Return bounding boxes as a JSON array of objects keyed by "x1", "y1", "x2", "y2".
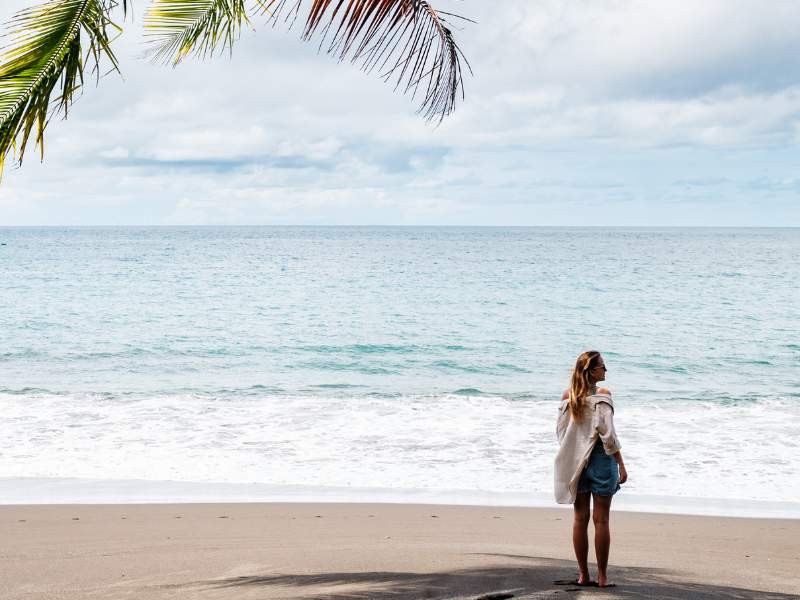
[{"x1": 1, "y1": 0, "x2": 799, "y2": 226}]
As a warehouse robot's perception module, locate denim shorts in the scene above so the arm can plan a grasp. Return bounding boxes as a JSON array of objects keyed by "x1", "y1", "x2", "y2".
[{"x1": 577, "y1": 440, "x2": 620, "y2": 496}]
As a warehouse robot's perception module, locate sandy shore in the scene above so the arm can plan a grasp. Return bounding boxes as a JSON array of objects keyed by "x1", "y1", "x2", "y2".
[{"x1": 1, "y1": 503, "x2": 798, "y2": 600}]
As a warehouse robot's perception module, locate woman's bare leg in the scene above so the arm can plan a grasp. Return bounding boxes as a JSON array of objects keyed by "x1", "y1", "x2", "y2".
[
  {"x1": 572, "y1": 492, "x2": 591, "y2": 583},
  {"x1": 591, "y1": 493, "x2": 613, "y2": 586}
]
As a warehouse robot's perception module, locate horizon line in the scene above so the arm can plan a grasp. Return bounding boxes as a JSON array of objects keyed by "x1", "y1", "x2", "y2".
[{"x1": 1, "y1": 224, "x2": 799, "y2": 229}]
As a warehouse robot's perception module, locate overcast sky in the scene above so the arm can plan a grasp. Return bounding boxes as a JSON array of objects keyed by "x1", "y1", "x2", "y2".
[{"x1": 1, "y1": 0, "x2": 799, "y2": 226}]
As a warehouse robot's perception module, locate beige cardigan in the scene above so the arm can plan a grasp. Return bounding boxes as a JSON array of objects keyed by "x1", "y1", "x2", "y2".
[{"x1": 554, "y1": 393, "x2": 621, "y2": 504}]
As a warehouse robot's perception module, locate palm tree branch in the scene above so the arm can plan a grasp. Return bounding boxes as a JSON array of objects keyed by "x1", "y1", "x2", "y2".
[
  {"x1": 260, "y1": 0, "x2": 471, "y2": 121},
  {"x1": 0, "y1": 1, "x2": 86, "y2": 125},
  {"x1": 144, "y1": 0, "x2": 251, "y2": 65},
  {"x1": 0, "y1": 0, "x2": 123, "y2": 175}
]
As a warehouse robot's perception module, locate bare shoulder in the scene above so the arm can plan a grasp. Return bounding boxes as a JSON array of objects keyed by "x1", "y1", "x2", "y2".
[
  {"x1": 561, "y1": 389, "x2": 569, "y2": 400},
  {"x1": 597, "y1": 387, "x2": 612, "y2": 395}
]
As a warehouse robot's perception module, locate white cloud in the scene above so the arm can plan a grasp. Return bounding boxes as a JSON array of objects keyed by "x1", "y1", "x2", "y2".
[
  {"x1": 1, "y1": 0, "x2": 799, "y2": 225},
  {"x1": 99, "y1": 146, "x2": 130, "y2": 159},
  {"x1": 475, "y1": 0, "x2": 800, "y2": 98}
]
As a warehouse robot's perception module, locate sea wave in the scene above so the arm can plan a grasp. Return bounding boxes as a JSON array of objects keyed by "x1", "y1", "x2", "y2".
[{"x1": 1, "y1": 389, "x2": 797, "y2": 504}]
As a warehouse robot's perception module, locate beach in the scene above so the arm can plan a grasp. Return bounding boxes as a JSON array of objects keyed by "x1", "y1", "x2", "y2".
[
  {"x1": 2, "y1": 502, "x2": 798, "y2": 599},
  {"x1": 2, "y1": 0, "x2": 799, "y2": 593},
  {"x1": 2, "y1": 227, "x2": 799, "y2": 598}
]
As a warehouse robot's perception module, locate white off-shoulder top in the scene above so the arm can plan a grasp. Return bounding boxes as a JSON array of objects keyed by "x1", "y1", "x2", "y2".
[{"x1": 554, "y1": 392, "x2": 621, "y2": 504}]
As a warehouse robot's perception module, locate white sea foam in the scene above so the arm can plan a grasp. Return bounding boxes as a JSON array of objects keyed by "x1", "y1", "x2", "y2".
[{"x1": 2, "y1": 391, "x2": 798, "y2": 511}]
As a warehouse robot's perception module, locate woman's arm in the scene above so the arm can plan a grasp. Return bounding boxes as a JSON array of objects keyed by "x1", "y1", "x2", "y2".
[
  {"x1": 613, "y1": 451, "x2": 627, "y2": 484},
  {"x1": 594, "y1": 392, "x2": 626, "y2": 484},
  {"x1": 596, "y1": 402, "x2": 621, "y2": 455}
]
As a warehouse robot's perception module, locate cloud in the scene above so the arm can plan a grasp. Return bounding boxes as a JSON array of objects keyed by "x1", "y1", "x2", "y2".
[
  {"x1": 1, "y1": 0, "x2": 799, "y2": 225},
  {"x1": 475, "y1": 0, "x2": 800, "y2": 99}
]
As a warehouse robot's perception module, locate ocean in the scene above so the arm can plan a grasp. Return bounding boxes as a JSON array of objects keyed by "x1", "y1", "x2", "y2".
[{"x1": 1, "y1": 227, "x2": 798, "y2": 515}]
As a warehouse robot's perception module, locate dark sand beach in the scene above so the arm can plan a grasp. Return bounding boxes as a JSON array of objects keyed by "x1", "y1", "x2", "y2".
[{"x1": 1, "y1": 502, "x2": 798, "y2": 599}]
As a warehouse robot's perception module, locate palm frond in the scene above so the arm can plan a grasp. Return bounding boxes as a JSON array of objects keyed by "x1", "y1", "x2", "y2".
[
  {"x1": 0, "y1": 0, "x2": 124, "y2": 176},
  {"x1": 261, "y1": 0, "x2": 471, "y2": 122},
  {"x1": 144, "y1": 0, "x2": 252, "y2": 65}
]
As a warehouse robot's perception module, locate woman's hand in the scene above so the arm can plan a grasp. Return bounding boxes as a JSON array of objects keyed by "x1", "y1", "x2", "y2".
[
  {"x1": 618, "y1": 464, "x2": 628, "y2": 485},
  {"x1": 612, "y1": 451, "x2": 627, "y2": 485}
]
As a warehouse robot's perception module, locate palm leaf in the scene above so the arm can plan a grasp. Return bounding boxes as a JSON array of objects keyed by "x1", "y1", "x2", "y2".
[
  {"x1": 0, "y1": 0, "x2": 125, "y2": 176},
  {"x1": 261, "y1": 0, "x2": 471, "y2": 121},
  {"x1": 0, "y1": 0, "x2": 468, "y2": 180},
  {"x1": 144, "y1": 0, "x2": 252, "y2": 65}
]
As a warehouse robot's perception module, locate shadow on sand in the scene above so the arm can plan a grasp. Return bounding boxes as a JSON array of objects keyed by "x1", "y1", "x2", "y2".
[{"x1": 171, "y1": 554, "x2": 796, "y2": 599}]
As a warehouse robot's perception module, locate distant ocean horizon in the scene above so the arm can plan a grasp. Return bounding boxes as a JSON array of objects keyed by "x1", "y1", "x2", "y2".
[{"x1": 1, "y1": 226, "x2": 798, "y2": 516}]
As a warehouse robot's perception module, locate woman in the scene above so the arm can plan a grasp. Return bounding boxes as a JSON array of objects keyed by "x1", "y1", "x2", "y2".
[{"x1": 554, "y1": 351, "x2": 627, "y2": 588}]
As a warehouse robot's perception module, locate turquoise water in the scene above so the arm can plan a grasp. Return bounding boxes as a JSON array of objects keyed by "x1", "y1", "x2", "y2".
[{"x1": 1, "y1": 227, "x2": 798, "y2": 506}]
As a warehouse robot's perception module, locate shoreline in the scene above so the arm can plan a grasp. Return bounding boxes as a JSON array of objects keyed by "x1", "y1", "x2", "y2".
[
  {"x1": 2, "y1": 502, "x2": 798, "y2": 599},
  {"x1": 3, "y1": 477, "x2": 800, "y2": 520}
]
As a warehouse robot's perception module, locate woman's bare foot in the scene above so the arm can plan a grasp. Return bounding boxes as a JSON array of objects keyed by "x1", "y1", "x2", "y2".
[
  {"x1": 577, "y1": 572, "x2": 594, "y2": 585},
  {"x1": 597, "y1": 574, "x2": 616, "y2": 587}
]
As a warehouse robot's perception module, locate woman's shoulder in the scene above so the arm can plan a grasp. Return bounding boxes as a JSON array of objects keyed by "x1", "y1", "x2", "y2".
[{"x1": 590, "y1": 389, "x2": 615, "y2": 412}]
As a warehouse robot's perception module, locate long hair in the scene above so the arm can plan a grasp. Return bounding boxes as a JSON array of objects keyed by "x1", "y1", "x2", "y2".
[{"x1": 568, "y1": 350, "x2": 602, "y2": 421}]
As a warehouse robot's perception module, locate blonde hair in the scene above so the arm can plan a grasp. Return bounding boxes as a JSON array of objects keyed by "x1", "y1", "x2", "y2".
[{"x1": 568, "y1": 350, "x2": 602, "y2": 421}]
